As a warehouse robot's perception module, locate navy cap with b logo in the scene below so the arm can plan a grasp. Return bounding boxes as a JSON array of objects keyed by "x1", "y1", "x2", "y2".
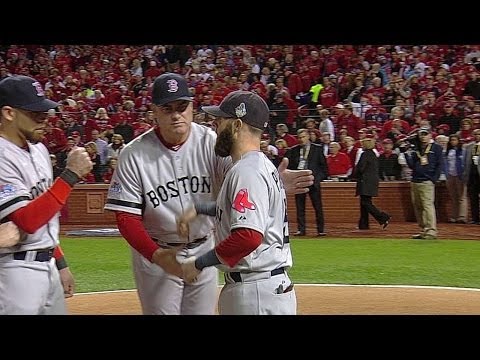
[
  {"x1": 0, "y1": 75, "x2": 59, "y2": 111},
  {"x1": 202, "y1": 90, "x2": 270, "y2": 130},
  {"x1": 152, "y1": 73, "x2": 193, "y2": 106}
]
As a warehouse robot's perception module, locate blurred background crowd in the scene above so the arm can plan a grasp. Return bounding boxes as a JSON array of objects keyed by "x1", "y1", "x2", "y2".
[{"x1": 2, "y1": 44, "x2": 479, "y2": 184}]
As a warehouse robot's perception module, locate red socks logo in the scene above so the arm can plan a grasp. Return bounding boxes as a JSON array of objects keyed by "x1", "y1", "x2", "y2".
[{"x1": 232, "y1": 188, "x2": 256, "y2": 213}]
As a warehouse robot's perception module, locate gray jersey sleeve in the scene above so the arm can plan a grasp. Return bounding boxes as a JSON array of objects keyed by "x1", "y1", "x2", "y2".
[
  {"x1": 104, "y1": 146, "x2": 144, "y2": 215},
  {"x1": 225, "y1": 160, "x2": 270, "y2": 236}
]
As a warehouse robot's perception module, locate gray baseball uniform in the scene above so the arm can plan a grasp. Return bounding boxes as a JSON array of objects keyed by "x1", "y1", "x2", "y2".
[
  {"x1": 105, "y1": 123, "x2": 230, "y2": 314},
  {"x1": 215, "y1": 151, "x2": 296, "y2": 315},
  {"x1": 0, "y1": 137, "x2": 65, "y2": 314}
]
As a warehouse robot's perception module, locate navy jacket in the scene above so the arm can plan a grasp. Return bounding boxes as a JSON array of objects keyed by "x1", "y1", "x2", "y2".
[{"x1": 405, "y1": 142, "x2": 444, "y2": 183}]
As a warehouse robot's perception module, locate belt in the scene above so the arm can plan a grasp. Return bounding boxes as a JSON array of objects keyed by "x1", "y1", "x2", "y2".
[
  {"x1": 13, "y1": 249, "x2": 54, "y2": 262},
  {"x1": 153, "y1": 235, "x2": 208, "y2": 249},
  {"x1": 229, "y1": 267, "x2": 285, "y2": 283}
]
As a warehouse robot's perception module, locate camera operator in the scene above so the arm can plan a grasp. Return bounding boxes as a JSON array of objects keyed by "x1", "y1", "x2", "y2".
[{"x1": 400, "y1": 126, "x2": 444, "y2": 239}]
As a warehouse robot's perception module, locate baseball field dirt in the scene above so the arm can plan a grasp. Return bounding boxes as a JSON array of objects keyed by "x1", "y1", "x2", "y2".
[{"x1": 64, "y1": 221, "x2": 480, "y2": 315}]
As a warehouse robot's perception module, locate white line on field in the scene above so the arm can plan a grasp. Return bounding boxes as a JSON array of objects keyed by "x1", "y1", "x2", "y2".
[{"x1": 75, "y1": 283, "x2": 480, "y2": 296}]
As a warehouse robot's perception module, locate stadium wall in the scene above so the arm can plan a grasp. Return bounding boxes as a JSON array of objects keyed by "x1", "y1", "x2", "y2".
[{"x1": 61, "y1": 182, "x2": 453, "y2": 227}]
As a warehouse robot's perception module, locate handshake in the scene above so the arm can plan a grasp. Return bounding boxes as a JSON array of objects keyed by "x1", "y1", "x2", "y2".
[
  {"x1": 151, "y1": 247, "x2": 201, "y2": 284},
  {"x1": 151, "y1": 205, "x2": 201, "y2": 283}
]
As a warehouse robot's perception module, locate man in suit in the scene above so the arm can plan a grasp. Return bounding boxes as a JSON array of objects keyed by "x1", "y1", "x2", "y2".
[
  {"x1": 354, "y1": 135, "x2": 391, "y2": 230},
  {"x1": 285, "y1": 128, "x2": 328, "y2": 236},
  {"x1": 464, "y1": 128, "x2": 480, "y2": 224}
]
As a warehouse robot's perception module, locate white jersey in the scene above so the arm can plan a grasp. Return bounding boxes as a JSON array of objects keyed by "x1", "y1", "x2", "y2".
[
  {"x1": 215, "y1": 151, "x2": 293, "y2": 273},
  {"x1": 104, "y1": 123, "x2": 231, "y2": 243},
  {"x1": 0, "y1": 137, "x2": 58, "y2": 253}
]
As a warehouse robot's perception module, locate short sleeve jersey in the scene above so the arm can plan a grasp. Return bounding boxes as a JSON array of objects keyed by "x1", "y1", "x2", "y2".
[
  {"x1": 0, "y1": 138, "x2": 58, "y2": 253},
  {"x1": 104, "y1": 123, "x2": 231, "y2": 243},
  {"x1": 215, "y1": 151, "x2": 293, "y2": 273}
]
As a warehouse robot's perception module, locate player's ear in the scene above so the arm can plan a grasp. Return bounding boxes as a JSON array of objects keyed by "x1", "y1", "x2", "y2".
[
  {"x1": 0, "y1": 106, "x2": 15, "y2": 122},
  {"x1": 233, "y1": 119, "x2": 243, "y2": 132}
]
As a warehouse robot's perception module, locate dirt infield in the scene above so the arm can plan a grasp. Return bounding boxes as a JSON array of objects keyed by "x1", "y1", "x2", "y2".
[
  {"x1": 63, "y1": 221, "x2": 480, "y2": 315},
  {"x1": 61, "y1": 221, "x2": 480, "y2": 240},
  {"x1": 66, "y1": 285, "x2": 480, "y2": 315},
  {"x1": 300, "y1": 221, "x2": 480, "y2": 240}
]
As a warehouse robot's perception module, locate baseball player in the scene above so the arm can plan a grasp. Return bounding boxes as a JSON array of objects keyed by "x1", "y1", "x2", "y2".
[
  {"x1": 0, "y1": 75, "x2": 93, "y2": 314},
  {"x1": 179, "y1": 91, "x2": 297, "y2": 315},
  {"x1": 105, "y1": 73, "x2": 311, "y2": 315}
]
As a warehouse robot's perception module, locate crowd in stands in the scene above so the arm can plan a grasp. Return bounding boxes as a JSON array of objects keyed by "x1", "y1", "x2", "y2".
[{"x1": 2, "y1": 44, "x2": 480, "y2": 186}]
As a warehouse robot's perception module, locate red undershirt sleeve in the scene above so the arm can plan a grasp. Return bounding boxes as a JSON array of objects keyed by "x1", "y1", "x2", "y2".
[
  {"x1": 115, "y1": 211, "x2": 159, "y2": 262},
  {"x1": 53, "y1": 246, "x2": 64, "y2": 259},
  {"x1": 215, "y1": 228, "x2": 262, "y2": 268},
  {"x1": 9, "y1": 177, "x2": 73, "y2": 234}
]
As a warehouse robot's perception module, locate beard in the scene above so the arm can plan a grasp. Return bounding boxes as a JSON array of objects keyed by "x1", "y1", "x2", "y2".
[
  {"x1": 22, "y1": 126, "x2": 45, "y2": 144},
  {"x1": 214, "y1": 123, "x2": 235, "y2": 157},
  {"x1": 26, "y1": 128, "x2": 45, "y2": 144}
]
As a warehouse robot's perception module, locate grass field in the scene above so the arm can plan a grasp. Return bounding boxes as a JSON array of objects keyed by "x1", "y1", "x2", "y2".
[{"x1": 60, "y1": 237, "x2": 480, "y2": 293}]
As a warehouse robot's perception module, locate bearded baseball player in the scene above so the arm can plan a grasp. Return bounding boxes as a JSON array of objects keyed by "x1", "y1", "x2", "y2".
[
  {"x1": 105, "y1": 73, "x2": 311, "y2": 315},
  {"x1": 0, "y1": 75, "x2": 93, "y2": 314},
  {"x1": 179, "y1": 91, "x2": 297, "y2": 315}
]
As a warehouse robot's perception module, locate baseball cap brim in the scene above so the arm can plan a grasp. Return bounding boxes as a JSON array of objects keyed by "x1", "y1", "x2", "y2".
[
  {"x1": 202, "y1": 105, "x2": 232, "y2": 118},
  {"x1": 155, "y1": 96, "x2": 193, "y2": 106},
  {"x1": 19, "y1": 98, "x2": 60, "y2": 112}
]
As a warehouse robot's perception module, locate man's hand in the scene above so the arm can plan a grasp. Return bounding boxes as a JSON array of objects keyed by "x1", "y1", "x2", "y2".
[
  {"x1": 181, "y1": 256, "x2": 200, "y2": 284},
  {"x1": 66, "y1": 146, "x2": 93, "y2": 178},
  {"x1": 278, "y1": 157, "x2": 314, "y2": 194},
  {"x1": 152, "y1": 248, "x2": 183, "y2": 277},
  {"x1": 0, "y1": 221, "x2": 21, "y2": 248},
  {"x1": 58, "y1": 267, "x2": 75, "y2": 298},
  {"x1": 177, "y1": 206, "x2": 198, "y2": 238}
]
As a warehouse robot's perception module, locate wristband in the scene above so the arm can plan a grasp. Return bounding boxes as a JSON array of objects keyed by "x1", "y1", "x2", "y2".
[
  {"x1": 55, "y1": 256, "x2": 68, "y2": 270},
  {"x1": 194, "y1": 249, "x2": 221, "y2": 270},
  {"x1": 59, "y1": 168, "x2": 80, "y2": 187},
  {"x1": 194, "y1": 201, "x2": 217, "y2": 216}
]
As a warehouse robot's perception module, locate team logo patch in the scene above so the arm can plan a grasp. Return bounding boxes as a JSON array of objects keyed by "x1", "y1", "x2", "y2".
[
  {"x1": 0, "y1": 184, "x2": 16, "y2": 200},
  {"x1": 109, "y1": 181, "x2": 122, "y2": 195},
  {"x1": 166, "y1": 79, "x2": 179, "y2": 93},
  {"x1": 32, "y1": 81, "x2": 45, "y2": 97},
  {"x1": 235, "y1": 103, "x2": 246, "y2": 118},
  {"x1": 232, "y1": 188, "x2": 256, "y2": 213}
]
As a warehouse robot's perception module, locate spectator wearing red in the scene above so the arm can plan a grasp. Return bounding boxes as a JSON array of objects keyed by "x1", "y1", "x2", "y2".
[
  {"x1": 133, "y1": 117, "x2": 153, "y2": 138},
  {"x1": 319, "y1": 77, "x2": 338, "y2": 109},
  {"x1": 457, "y1": 118, "x2": 473, "y2": 141},
  {"x1": 275, "y1": 123, "x2": 298, "y2": 148},
  {"x1": 327, "y1": 142, "x2": 352, "y2": 178},
  {"x1": 134, "y1": 87, "x2": 152, "y2": 111},
  {"x1": 284, "y1": 68, "x2": 302, "y2": 98},
  {"x1": 70, "y1": 131, "x2": 84, "y2": 147},
  {"x1": 336, "y1": 103, "x2": 364, "y2": 139},
  {"x1": 42, "y1": 122, "x2": 67, "y2": 154},
  {"x1": 341, "y1": 136, "x2": 361, "y2": 177},
  {"x1": 380, "y1": 107, "x2": 411, "y2": 139},
  {"x1": 436, "y1": 123, "x2": 451, "y2": 136},
  {"x1": 81, "y1": 111, "x2": 101, "y2": 143},
  {"x1": 144, "y1": 61, "x2": 162, "y2": 80}
]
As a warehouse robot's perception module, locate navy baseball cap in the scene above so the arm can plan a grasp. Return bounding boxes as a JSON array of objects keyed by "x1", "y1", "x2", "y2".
[
  {"x1": 0, "y1": 75, "x2": 59, "y2": 111},
  {"x1": 152, "y1": 73, "x2": 193, "y2": 106},
  {"x1": 202, "y1": 90, "x2": 270, "y2": 130}
]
